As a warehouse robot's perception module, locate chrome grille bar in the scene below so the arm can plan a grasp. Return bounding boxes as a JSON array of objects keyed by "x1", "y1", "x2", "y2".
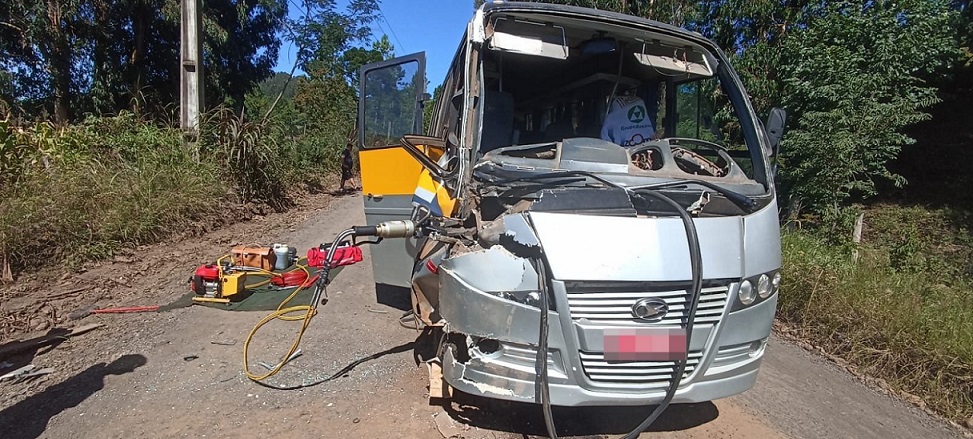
[
  {"x1": 566, "y1": 284, "x2": 730, "y2": 324},
  {"x1": 579, "y1": 351, "x2": 703, "y2": 387}
]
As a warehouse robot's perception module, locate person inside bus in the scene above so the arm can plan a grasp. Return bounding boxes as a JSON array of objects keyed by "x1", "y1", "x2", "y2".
[{"x1": 601, "y1": 82, "x2": 660, "y2": 147}]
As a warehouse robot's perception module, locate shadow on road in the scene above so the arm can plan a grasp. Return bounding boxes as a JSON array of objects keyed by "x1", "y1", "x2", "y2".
[
  {"x1": 0, "y1": 327, "x2": 75, "y2": 382},
  {"x1": 374, "y1": 283, "x2": 412, "y2": 312},
  {"x1": 444, "y1": 390, "x2": 719, "y2": 437},
  {"x1": 327, "y1": 187, "x2": 360, "y2": 197},
  {"x1": 0, "y1": 354, "x2": 147, "y2": 439}
]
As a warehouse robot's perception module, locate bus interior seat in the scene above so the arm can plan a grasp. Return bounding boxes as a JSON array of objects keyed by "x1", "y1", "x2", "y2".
[{"x1": 480, "y1": 90, "x2": 515, "y2": 152}]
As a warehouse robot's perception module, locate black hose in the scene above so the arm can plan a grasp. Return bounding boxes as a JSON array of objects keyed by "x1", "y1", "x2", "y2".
[
  {"x1": 620, "y1": 190, "x2": 703, "y2": 439},
  {"x1": 311, "y1": 228, "x2": 357, "y2": 307},
  {"x1": 535, "y1": 259, "x2": 559, "y2": 438},
  {"x1": 532, "y1": 189, "x2": 704, "y2": 439}
]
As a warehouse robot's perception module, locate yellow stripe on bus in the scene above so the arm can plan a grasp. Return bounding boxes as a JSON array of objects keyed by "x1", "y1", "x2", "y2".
[{"x1": 415, "y1": 169, "x2": 458, "y2": 217}]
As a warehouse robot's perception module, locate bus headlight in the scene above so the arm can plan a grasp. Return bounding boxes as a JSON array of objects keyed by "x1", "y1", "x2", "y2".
[
  {"x1": 733, "y1": 270, "x2": 779, "y2": 310},
  {"x1": 757, "y1": 274, "x2": 771, "y2": 299},
  {"x1": 738, "y1": 280, "x2": 756, "y2": 306}
]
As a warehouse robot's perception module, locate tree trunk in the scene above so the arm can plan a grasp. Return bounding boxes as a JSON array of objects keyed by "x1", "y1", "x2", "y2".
[
  {"x1": 92, "y1": 0, "x2": 110, "y2": 114},
  {"x1": 46, "y1": 0, "x2": 72, "y2": 124},
  {"x1": 130, "y1": 3, "x2": 148, "y2": 115}
]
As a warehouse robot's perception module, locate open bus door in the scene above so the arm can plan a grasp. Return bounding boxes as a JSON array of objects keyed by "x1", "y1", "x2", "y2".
[{"x1": 356, "y1": 53, "x2": 428, "y2": 288}]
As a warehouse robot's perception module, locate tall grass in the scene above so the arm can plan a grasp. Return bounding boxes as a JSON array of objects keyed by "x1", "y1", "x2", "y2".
[
  {"x1": 780, "y1": 229, "x2": 973, "y2": 420},
  {"x1": 0, "y1": 114, "x2": 225, "y2": 269},
  {"x1": 0, "y1": 102, "x2": 349, "y2": 272},
  {"x1": 199, "y1": 107, "x2": 289, "y2": 207}
]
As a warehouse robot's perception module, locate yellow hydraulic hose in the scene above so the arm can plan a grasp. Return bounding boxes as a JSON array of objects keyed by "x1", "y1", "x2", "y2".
[
  {"x1": 242, "y1": 262, "x2": 318, "y2": 381},
  {"x1": 239, "y1": 227, "x2": 370, "y2": 385}
]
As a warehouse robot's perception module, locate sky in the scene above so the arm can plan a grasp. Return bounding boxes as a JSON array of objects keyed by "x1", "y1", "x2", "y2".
[{"x1": 274, "y1": 0, "x2": 476, "y2": 89}]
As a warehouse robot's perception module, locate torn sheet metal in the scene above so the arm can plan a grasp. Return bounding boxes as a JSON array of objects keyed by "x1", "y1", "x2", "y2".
[
  {"x1": 442, "y1": 345, "x2": 534, "y2": 402},
  {"x1": 438, "y1": 267, "x2": 555, "y2": 343},
  {"x1": 441, "y1": 244, "x2": 538, "y2": 292}
]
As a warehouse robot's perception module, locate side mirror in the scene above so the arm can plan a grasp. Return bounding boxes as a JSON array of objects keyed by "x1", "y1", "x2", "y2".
[{"x1": 766, "y1": 107, "x2": 787, "y2": 155}]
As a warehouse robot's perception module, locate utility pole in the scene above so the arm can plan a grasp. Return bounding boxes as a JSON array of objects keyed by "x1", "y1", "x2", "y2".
[{"x1": 180, "y1": 0, "x2": 204, "y2": 157}]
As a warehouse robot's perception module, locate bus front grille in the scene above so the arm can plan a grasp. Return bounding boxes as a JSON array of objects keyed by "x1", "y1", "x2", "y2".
[
  {"x1": 564, "y1": 282, "x2": 730, "y2": 325},
  {"x1": 578, "y1": 350, "x2": 703, "y2": 388}
]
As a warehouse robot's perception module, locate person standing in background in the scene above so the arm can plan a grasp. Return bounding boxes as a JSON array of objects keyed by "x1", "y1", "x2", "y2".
[{"x1": 340, "y1": 141, "x2": 357, "y2": 192}]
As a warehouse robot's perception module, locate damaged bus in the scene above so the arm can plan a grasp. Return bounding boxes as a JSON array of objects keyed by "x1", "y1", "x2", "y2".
[{"x1": 354, "y1": 2, "x2": 786, "y2": 432}]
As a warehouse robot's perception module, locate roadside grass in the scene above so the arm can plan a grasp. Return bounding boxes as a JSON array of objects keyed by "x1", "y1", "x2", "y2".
[
  {"x1": 0, "y1": 110, "x2": 344, "y2": 272},
  {"x1": 780, "y1": 204, "x2": 973, "y2": 421},
  {"x1": 0, "y1": 116, "x2": 224, "y2": 269}
]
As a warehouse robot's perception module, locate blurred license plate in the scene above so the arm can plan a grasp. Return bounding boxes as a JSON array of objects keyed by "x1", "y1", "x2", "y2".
[{"x1": 603, "y1": 328, "x2": 687, "y2": 362}]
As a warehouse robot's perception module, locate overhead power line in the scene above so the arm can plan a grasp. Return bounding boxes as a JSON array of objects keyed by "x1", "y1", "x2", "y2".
[{"x1": 376, "y1": 5, "x2": 405, "y2": 54}]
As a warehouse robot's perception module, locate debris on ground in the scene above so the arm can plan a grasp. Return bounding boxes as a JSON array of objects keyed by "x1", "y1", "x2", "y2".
[
  {"x1": 69, "y1": 304, "x2": 160, "y2": 321},
  {"x1": 0, "y1": 365, "x2": 54, "y2": 383},
  {"x1": 0, "y1": 323, "x2": 103, "y2": 359},
  {"x1": 433, "y1": 410, "x2": 472, "y2": 438}
]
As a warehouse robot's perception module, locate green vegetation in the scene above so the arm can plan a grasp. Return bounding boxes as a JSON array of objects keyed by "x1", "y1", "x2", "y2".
[
  {"x1": 776, "y1": 1, "x2": 956, "y2": 214},
  {"x1": 780, "y1": 205, "x2": 973, "y2": 419},
  {"x1": 0, "y1": 0, "x2": 287, "y2": 122},
  {"x1": 0, "y1": 0, "x2": 393, "y2": 271},
  {"x1": 0, "y1": 113, "x2": 224, "y2": 268}
]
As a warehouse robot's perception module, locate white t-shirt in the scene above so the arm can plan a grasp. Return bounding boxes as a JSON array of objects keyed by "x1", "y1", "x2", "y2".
[{"x1": 601, "y1": 96, "x2": 654, "y2": 147}]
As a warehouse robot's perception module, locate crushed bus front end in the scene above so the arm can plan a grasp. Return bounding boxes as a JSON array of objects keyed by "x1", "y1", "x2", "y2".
[{"x1": 356, "y1": 1, "x2": 785, "y2": 409}]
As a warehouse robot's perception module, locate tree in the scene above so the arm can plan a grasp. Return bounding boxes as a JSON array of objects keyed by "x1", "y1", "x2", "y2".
[
  {"x1": 0, "y1": 0, "x2": 288, "y2": 122},
  {"x1": 259, "y1": 72, "x2": 299, "y2": 101},
  {"x1": 288, "y1": 0, "x2": 380, "y2": 77},
  {"x1": 776, "y1": 0, "x2": 958, "y2": 213},
  {"x1": 0, "y1": 0, "x2": 86, "y2": 122},
  {"x1": 340, "y1": 35, "x2": 395, "y2": 88},
  {"x1": 203, "y1": 0, "x2": 288, "y2": 109},
  {"x1": 281, "y1": 0, "x2": 392, "y2": 166}
]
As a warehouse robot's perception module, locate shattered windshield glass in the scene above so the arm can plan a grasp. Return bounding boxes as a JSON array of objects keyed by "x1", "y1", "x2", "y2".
[
  {"x1": 469, "y1": 15, "x2": 771, "y2": 217},
  {"x1": 474, "y1": 16, "x2": 765, "y2": 188}
]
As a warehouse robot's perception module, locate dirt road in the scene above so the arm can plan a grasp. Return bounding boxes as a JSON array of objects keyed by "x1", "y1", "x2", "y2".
[{"x1": 0, "y1": 193, "x2": 966, "y2": 438}]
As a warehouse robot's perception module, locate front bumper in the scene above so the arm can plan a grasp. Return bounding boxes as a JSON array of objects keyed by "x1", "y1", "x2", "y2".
[{"x1": 438, "y1": 268, "x2": 777, "y2": 406}]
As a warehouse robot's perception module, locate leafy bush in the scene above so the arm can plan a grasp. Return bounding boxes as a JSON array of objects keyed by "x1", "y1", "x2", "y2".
[{"x1": 776, "y1": 0, "x2": 958, "y2": 214}]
